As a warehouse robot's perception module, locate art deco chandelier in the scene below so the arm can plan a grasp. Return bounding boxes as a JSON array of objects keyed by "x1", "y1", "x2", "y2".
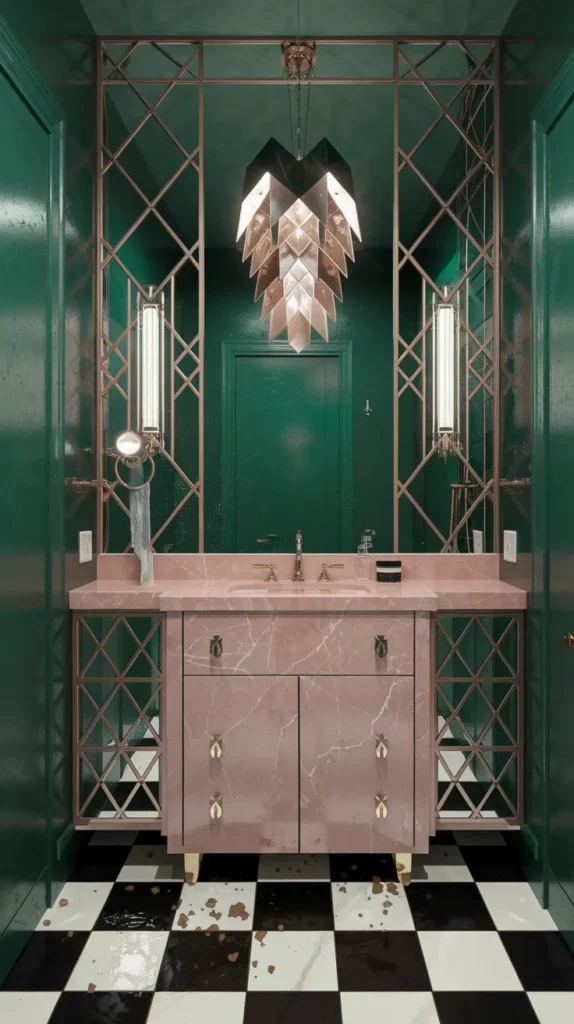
[{"x1": 236, "y1": 43, "x2": 361, "y2": 353}]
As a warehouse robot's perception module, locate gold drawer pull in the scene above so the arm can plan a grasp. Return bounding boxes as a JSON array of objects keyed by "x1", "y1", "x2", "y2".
[
  {"x1": 210, "y1": 794, "x2": 223, "y2": 819},
  {"x1": 210, "y1": 635, "x2": 223, "y2": 658},
  {"x1": 375, "y1": 794, "x2": 388, "y2": 819},
  {"x1": 375, "y1": 736, "x2": 388, "y2": 759},
  {"x1": 210, "y1": 735, "x2": 223, "y2": 759},
  {"x1": 375, "y1": 635, "x2": 388, "y2": 658}
]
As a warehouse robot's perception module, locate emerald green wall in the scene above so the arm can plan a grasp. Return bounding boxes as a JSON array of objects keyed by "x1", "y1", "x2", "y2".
[
  {"x1": 500, "y1": 0, "x2": 574, "y2": 904},
  {"x1": 0, "y1": 0, "x2": 95, "y2": 982},
  {"x1": 203, "y1": 248, "x2": 395, "y2": 554}
]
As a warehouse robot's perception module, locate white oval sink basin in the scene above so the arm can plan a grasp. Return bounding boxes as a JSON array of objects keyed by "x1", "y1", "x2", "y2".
[{"x1": 229, "y1": 583, "x2": 371, "y2": 596}]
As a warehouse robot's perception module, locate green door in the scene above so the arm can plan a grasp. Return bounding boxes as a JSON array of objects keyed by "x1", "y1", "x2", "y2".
[
  {"x1": 222, "y1": 344, "x2": 352, "y2": 553},
  {"x1": 533, "y1": 53, "x2": 574, "y2": 943},
  {"x1": 0, "y1": 19, "x2": 64, "y2": 978}
]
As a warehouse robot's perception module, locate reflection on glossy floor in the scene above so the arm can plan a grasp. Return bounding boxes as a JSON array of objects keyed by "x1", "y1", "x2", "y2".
[{"x1": 2, "y1": 831, "x2": 574, "y2": 1023}]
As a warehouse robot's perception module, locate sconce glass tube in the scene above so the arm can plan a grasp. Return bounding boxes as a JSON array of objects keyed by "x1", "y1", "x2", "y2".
[
  {"x1": 137, "y1": 288, "x2": 165, "y2": 443},
  {"x1": 432, "y1": 288, "x2": 461, "y2": 456}
]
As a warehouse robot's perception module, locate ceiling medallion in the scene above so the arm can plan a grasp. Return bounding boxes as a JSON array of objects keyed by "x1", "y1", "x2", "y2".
[{"x1": 236, "y1": 43, "x2": 361, "y2": 353}]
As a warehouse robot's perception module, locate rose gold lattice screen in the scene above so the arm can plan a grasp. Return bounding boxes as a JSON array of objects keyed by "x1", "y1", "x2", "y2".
[
  {"x1": 394, "y1": 41, "x2": 500, "y2": 551},
  {"x1": 96, "y1": 39, "x2": 203, "y2": 553},
  {"x1": 434, "y1": 612, "x2": 522, "y2": 827},
  {"x1": 74, "y1": 613, "x2": 164, "y2": 828}
]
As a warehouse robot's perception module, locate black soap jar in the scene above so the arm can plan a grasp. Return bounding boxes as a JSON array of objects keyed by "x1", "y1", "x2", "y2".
[{"x1": 376, "y1": 559, "x2": 402, "y2": 583}]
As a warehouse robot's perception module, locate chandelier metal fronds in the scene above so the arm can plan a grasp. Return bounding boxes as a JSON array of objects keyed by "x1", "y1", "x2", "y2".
[{"x1": 236, "y1": 138, "x2": 361, "y2": 353}]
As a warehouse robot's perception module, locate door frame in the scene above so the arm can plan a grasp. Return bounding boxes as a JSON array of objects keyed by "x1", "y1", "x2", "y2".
[
  {"x1": 221, "y1": 339, "x2": 353, "y2": 552},
  {"x1": 532, "y1": 50, "x2": 574, "y2": 938},
  {"x1": 0, "y1": 13, "x2": 65, "y2": 977}
]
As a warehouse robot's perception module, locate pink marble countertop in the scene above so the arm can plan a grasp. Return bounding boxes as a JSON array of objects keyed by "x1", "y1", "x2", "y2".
[{"x1": 69, "y1": 576, "x2": 527, "y2": 612}]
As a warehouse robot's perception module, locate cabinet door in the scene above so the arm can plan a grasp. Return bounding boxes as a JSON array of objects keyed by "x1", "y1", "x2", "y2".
[
  {"x1": 183, "y1": 675, "x2": 298, "y2": 853},
  {"x1": 300, "y1": 675, "x2": 414, "y2": 853}
]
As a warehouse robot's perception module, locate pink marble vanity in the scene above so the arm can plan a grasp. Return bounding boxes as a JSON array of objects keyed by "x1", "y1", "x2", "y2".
[{"x1": 70, "y1": 554, "x2": 526, "y2": 883}]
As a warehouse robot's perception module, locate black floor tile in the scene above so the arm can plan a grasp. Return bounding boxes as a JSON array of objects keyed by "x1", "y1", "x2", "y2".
[
  {"x1": 329, "y1": 854, "x2": 398, "y2": 883},
  {"x1": 253, "y1": 882, "x2": 334, "y2": 931},
  {"x1": 244, "y1": 992, "x2": 343, "y2": 1024},
  {"x1": 49, "y1": 991, "x2": 153, "y2": 1023},
  {"x1": 156, "y1": 931, "x2": 251, "y2": 991},
  {"x1": 335, "y1": 931, "x2": 430, "y2": 991},
  {"x1": 434, "y1": 991, "x2": 539, "y2": 1024},
  {"x1": 1, "y1": 931, "x2": 89, "y2": 991},
  {"x1": 406, "y1": 882, "x2": 495, "y2": 930},
  {"x1": 500, "y1": 931, "x2": 574, "y2": 990},
  {"x1": 94, "y1": 881, "x2": 183, "y2": 930},
  {"x1": 134, "y1": 830, "x2": 166, "y2": 845},
  {"x1": 430, "y1": 831, "x2": 457, "y2": 845},
  {"x1": 198, "y1": 853, "x2": 260, "y2": 882},
  {"x1": 460, "y1": 845, "x2": 526, "y2": 882},
  {"x1": 68, "y1": 845, "x2": 130, "y2": 882}
]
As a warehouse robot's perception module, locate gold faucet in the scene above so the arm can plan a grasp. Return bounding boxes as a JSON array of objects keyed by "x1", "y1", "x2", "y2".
[{"x1": 293, "y1": 530, "x2": 304, "y2": 582}]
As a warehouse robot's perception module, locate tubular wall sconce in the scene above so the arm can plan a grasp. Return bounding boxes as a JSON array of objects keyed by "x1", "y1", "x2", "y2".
[{"x1": 432, "y1": 287, "x2": 461, "y2": 458}]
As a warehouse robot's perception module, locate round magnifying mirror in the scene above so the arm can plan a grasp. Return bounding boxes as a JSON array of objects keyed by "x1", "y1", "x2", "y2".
[{"x1": 115, "y1": 430, "x2": 143, "y2": 457}]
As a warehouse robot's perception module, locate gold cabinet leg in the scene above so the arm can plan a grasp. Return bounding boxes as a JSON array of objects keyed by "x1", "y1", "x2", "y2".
[
  {"x1": 184, "y1": 853, "x2": 202, "y2": 886},
  {"x1": 393, "y1": 853, "x2": 412, "y2": 886}
]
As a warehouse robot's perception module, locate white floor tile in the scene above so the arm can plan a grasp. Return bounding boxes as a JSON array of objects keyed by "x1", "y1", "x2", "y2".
[
  {"x1": 341, "y1": 992, "x2": 440, "y2": 1023},
  {"x1": 439, "y1": 810, "x2": 499, "y2": 819},
  {"x1": 36, "y1": 882, "x2": 113, "y2": 931},
  {"x1": 438, "y1": 751, "x2": 478, "y2": 783},
  {"x1": 248, "y1": 931, "x2": 338, "y2": 991},
  {"x1": 173, "y1": 881, "x2": 256, "y2": 931},
  {"x1": 258, "y1": 853, "x2": 330, "y2": 881},
  {"x1": 419, "y1": 931, "x2": 522, "y2": 991},
  {"x1": 477, "y1": 883, "x2": 558, "y2": 931},
  {"x1": 528, "y1": 992, "x2": 574, "y2": 1023},
  {"x1": 332, "y1": 881, "x2": 415, "y2": 930},
  {"x1": 454, "y1": 829, "x2": 507, "y2": 845},
  {"x1": 117, "y1": 845, "x2": 184, "y2": 882},
  {"x1": 148, "y1": 991, "x2": 246, "y2": 1023},
  {"x1": 89, "y1": 831, "x2": 139, "y2": 846},
  {"x1": 0, "y1": 993, "x2": 60, "y2": 1023},
  {"x1": 411, "y1": 846, "x2": 473, "y2": 883},
  {"x1": 66, "y1": 930, "x2": 168, "y2": 991}
]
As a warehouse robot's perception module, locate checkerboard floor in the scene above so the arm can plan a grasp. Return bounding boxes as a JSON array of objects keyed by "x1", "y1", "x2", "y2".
[{"x1": 2, "y1": 831, "x2": 574, "y2": 1023}]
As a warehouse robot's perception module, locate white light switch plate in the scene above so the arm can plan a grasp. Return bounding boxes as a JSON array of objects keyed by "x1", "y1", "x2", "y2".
[
  {"x1": 503, "y1": 529, "x2": 517, "y2": 563},
  {"x1": 79, "y1": 530, "x2": 93, "y2": 564},
  {"x1": 472, "y1": 529, "x2": 484, "y2": 554}
]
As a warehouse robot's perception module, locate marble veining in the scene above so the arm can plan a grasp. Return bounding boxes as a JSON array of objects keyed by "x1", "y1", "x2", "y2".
[
  {"x1": 182, "y1": 675, "x2": 299, "y2": 853},
  {"x1": 299, "y1": 675, "x2": 414, "y2": 853},
  {"x1": 182, "y1": 612, "x2": 414, "y2": 676}
]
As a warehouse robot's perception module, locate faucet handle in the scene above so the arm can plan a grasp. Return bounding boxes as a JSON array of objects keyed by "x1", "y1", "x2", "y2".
[
  {"x1": 253, "y1": 563, "x2": 279, "y2": 582},
  {"x1": 318, "y1": 563, "x2": 344, "y2": 582}
]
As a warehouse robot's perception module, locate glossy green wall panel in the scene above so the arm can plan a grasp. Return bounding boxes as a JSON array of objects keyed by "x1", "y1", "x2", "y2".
[
  {"x1": 0, "y1": 0, "x2": 95, "y2": 980},
  {"x1": 500, "y1": 1, "x2": 574, "y2": 907},
  {"x1": 546, "y1": 99, "x2": 574, "y2": 923},
  {"x1": 0, "y1": 69, "x2": 51, "y2": 949}
]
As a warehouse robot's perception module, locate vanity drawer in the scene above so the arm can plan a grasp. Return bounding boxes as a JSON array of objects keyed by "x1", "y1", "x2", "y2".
[
  {"x1": 300, "y1": 674, "x2": 414, "y2": 853},
  {"x1": 183, "y1": 612, "x2": 414, "y2": 676}
]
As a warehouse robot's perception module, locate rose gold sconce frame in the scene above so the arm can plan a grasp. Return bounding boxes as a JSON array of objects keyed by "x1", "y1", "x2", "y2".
[{"x1": 95, "y1": 37, "x2": 502, "y2": 554}]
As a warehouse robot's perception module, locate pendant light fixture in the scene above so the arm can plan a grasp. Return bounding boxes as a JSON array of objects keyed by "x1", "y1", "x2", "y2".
[{"x1": 236, "y1": 37, "x2": 361, "y2": 353}]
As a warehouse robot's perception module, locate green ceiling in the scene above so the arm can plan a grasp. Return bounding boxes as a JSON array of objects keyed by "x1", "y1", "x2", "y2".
[
  {"x1": 81, "y1": 0, "x2": 519, "y2": 39},
  {"x1": 86, "y1": 1, "x2": 519, "y2": 250}
]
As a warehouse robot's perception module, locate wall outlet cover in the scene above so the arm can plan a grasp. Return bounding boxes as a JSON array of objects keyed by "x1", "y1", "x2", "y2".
[
  {"x1": 503, "y1": 529, "x2": 517, "y2": 563},
  {"x1": 472, "y1": 529, "x2": 484, "y2": 554},
  {"x1": 79, "y1": 530, "x2": 93, "y2": 563}
]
